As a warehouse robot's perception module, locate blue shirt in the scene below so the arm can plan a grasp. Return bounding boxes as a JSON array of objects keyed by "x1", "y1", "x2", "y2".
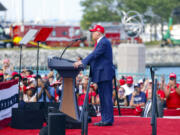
[
  {"x1": 129, "y1": 92, "x2": 146, "y2": 104},
  {"x1": 37, "y1": 86, "x2": 55, "y2": 102}
]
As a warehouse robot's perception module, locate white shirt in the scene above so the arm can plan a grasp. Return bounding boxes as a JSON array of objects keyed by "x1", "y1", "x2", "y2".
[
  {"x1": 97, "y1": 36, "x2": 104, "y2": 44},
  {"x1": 23, "y1": 93, "x2": 37, "y2": 102},
  {"x1": 122, "y1": 84, "x2": 134, "y2": 96}
]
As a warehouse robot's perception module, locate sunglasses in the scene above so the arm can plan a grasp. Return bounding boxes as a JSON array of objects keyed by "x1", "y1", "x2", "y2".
[{"x1": 170, "y1": 77, "x2": 175, "y2": 80}]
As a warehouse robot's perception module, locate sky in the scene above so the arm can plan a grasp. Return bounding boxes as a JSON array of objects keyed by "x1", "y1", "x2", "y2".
[{"x1": 0, "y1": 0, "x2": 83, "y2": 23}]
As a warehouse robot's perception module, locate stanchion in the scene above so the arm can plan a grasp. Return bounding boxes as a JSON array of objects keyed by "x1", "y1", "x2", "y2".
[
  {"x1": 150, "y1": 67, "x2": 157, "y2": 135},
  {"x1": 18, "y1": 44, "x2": 23, "y2": 102},
  {"x1": 113, "y1": 75, "x2": 121, "y2": 115},
  {"x1": 81, "y1": 77, "x2": 92, "y2": 135},
  {"x1": 36, "y1": 41, "x2": 40, "y2": 101}
]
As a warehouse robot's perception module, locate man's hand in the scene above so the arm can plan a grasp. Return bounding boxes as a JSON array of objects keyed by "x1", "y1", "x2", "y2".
[
  {"x1": 73, "y1": 60, "x2": 82, "y2": 68},
  {"x1": 132, "y1": 91, "x2": 137, "y2": 97},
  {"x1": 168, "y1": 82, "x2": 174, "y2": 88},
  {"x1": 41, "y1": 83, "x2": 45, "y2": 90}
]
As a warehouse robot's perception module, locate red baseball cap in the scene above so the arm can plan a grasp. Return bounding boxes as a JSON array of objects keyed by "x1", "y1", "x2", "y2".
[
  {"x1": 126, "y1": 76, "x2": 133, "y2": 84},
  {"x1": 50, "y1": 81, "x2": 61, "y2": 86},
  {"x1": 89, "y1": 25, "x2": 105, "y2": 34},
  {"x1": 119, "y1": 79, "x2": 126, "y2": 86},
  {"x1": 12, "y1": 72, "x2": 18, "y2": 77},
  {"x1": 169, "y1": 73, "x2": 176, "y2": 79},
  {"x1": 26, "y1": 86, "x2": 35, "y2": 90}
]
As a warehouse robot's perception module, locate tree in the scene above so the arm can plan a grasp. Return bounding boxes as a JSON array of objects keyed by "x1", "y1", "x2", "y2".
[
  {"x1": 151, "y1": 0, "x2": 180, "y2": 22},
  {"x1": 80, "y1": 0, "x2": 180, "y2": 30},
  {"x1": 80, "y1": 0, "x2": 122, "y2": 29}
]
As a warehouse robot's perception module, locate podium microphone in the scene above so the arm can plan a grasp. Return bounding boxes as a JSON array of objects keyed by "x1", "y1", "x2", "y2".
[
  {"x1": 60, "y1": 36, "x2": 87, "y2": 59},
  {"x1": 72, "y1": 36, "x2": 87, "y2": 42}
]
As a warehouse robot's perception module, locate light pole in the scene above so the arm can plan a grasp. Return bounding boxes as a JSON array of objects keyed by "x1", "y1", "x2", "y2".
[{"x1": 21, "y1": 0, "x2": 24, "y2": 24}]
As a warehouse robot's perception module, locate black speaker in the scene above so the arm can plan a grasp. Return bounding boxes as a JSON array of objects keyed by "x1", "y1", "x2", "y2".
[
  {"x1": 48, "y1": 113, "x2": 65, "y2": 135},
  {"x1": 47, "y1": 107, "x2": 82, "y2": 129},
  {"x1": 11, "y1": 108, "x2": 44, "y2": 129}
]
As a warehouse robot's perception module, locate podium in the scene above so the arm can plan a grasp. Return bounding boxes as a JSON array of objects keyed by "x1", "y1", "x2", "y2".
[{"x1": 48, "y1": 57, "x2": 83, "y2": 121}]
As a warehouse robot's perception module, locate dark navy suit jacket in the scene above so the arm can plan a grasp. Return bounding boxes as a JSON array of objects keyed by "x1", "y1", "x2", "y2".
[{"x1": 82, "y1": 36, "x2": 114, "y2": 83}]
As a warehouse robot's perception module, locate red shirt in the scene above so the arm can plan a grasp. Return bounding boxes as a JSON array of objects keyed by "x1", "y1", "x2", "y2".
[
  {"x1": 157, "y1": 89, "x2": 165, "y2": 99},
  {"x1": 54, "y1": 88, "x2": 59, "y2": 102},
  {"x1": 78, "y1": 90, "x2": 96, "y2": 106},
  {"x1": 166, "y1": 83, "x2": 180, "y2": 109},
  {"x1": 20, "y1": 85, "x2": 27, "y2": 93}
]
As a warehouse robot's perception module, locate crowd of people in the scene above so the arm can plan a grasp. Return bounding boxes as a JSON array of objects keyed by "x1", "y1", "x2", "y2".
[{"x1": 1, "y1": 58, "x2": 180, "y2": 116}]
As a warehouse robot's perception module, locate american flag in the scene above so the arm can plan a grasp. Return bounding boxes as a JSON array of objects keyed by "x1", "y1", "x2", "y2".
[{"x1": 0, "y1": 80, "x2": 18, "y2": 128}]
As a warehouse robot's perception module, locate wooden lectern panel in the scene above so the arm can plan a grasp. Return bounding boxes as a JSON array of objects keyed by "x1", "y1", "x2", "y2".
[{"x1": 60, "y1": 78, "x2": 78, "y2": 120}]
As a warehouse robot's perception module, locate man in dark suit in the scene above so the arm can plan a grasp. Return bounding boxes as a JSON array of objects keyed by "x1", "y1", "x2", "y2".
[{"x1": 74, "y1": 24, "x2": 114, "y2": 126}]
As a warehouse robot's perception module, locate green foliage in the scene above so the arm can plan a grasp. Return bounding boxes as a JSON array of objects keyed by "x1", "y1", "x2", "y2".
[
  {"x1": 120, "y1": 0, "x2": 152, "y2": 13},
  {"x1": 80, "y1": 0, "x2": 180, "y2": 29},
  {"x1": 80, "y1": 0, "x2": 121, "y2": 29},
  {"x1": 151, "y1": 0, "x2": 180, "y2": 22}
]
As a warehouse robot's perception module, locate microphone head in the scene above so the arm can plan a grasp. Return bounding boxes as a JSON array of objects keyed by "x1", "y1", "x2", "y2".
[{"x1": 80, "y1": 36, "x2": 87, "y2": 42}]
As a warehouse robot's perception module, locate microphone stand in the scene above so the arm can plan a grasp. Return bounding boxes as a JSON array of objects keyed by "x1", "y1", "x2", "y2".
[
  {"x1": 36, "y1": 41, "x2": 40, "y2": 101},
  {"x1": 18, "y1": 44, "x2": 23, "y2": 104},
  {"x1": 59, "y1": 41, "x2": 74, "y2": 60},
  {"x1": 59, "y1": 37, "x2": 86, "y2": 60}
]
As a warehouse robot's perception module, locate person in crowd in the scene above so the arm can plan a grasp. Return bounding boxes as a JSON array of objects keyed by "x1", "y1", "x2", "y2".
[
  {"x1": 28, "y1": 77, "x2": 37, "y2": 88},
  {"x1": 164, "y1": 73, "x2": 180, "y2": 109},
  {"x1": 25, "y1": 69, "x2": 33, "y2": 78},
  {"x1": 129, "y1": 83, "x2": 146, "y2": 107},
  {"x1": 23, "y1": 86, "x2": 37, "y2": 102},
  {"x1": 121, "y1": 76, "x2": 134, "y2": 103},
  {"x1": 76, "y1": 73, "x2": 83, "y2": 94},
  {"x1": 143, "y1": 79, "x2": 165, "y2": 117},
  {"x1": 0, "y1": 68, "x2": 3, "y2": 73},
  {"x1": 48, "y1": 75, "x2": 54, "y2": 85},
  {"x1": 91, "y1": 83, "x2": 100, "y2": 115},
  {"x1": 21, "y1": 78, "x2": 28, "y2": 92},
  {"x1": 157, "y1": 77, "x2": 166, "y2": 102},
  {"x1": 119, "y1": 77, "x2": 126, "y2": 86},
  {"x1": 50, "y1": 80, "x2": 62, "y2": 102},
  {"x1": 74, "y1": 24, "x2": 114, "y2": 126},
  {"x1": 11, "y1": 71, "x2": 21, "y2": 80},
  {"x1": 138, "y1": 79, "x2": 144, "y2": 91},
  {"x1": 114, "y1": 87, "x2": 128, "y2": 106},
  {"x1": 37, "y1": 76, "x2": 55, "y2": 102},
  {"x1": 89, "y1": 84, "x2": 97, "y2": 105},
  {"x1": 0, "y1": 72, "x2": 4, "y2": 82},
  {"x1": 141, "y1": 78, "x2": 152, "y2": 93},
  {"x1": 56, "y1": 72, "x2": 61, "y2": 81},
  {"x1": 20, "y1": 69, "x2": 27, "y2": 78},
  {"x1": 47, "y1": 69, "x2": 54, "y2": 79},
  {"x1": 156, "y1": 81, "x2": 166, "y2": 117},
  {"x1": 77, "y1": 76, "x2": 92, "y2": 109},
  {"x1": 2, "y1": 59, "x2": 14, "y2": 79},
  {"x1": 145, "y1": 79, "x2": 153, "y2": 100}
]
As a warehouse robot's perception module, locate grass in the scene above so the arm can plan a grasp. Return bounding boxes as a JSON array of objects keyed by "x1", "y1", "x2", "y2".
[{"x1": 144, "y1": 40, "x2": 161, "y2": 46}]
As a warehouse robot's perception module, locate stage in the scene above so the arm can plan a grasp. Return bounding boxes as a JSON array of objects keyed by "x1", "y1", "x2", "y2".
[{"x1": 0, "y1": 116, "x2": 180, "y2": 135}]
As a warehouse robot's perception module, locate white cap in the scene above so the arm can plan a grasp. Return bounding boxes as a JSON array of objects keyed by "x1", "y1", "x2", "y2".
[{"x1": 138, "y1": 79, "x2": 143, "y2": 84}]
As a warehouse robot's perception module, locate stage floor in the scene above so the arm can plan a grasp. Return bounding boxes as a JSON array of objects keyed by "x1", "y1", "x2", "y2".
[{"x1": 1, "y1": 116, "x2": 180, "y2": 135}]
